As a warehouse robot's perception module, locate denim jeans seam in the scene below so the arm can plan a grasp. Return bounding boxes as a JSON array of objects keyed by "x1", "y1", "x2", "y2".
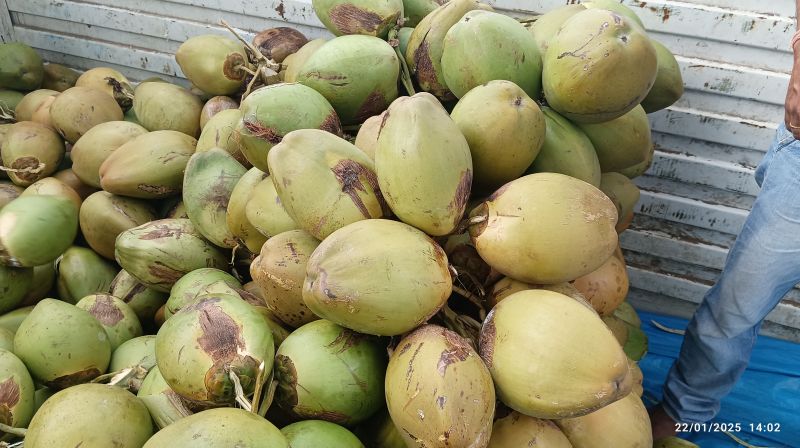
[{"x1": 775, "y1": 137, "x2": 795, "y2": 152}]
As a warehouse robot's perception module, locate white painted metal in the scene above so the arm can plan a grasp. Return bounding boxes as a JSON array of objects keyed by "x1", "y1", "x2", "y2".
[
  {"x1": 1, "y1": 0, "x2": 798, "y2": 339},
  {"x1": 0, "y1": 0, "x2": 14, "y2": 43}
]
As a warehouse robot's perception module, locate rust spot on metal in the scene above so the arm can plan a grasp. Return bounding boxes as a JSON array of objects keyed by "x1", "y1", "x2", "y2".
[
  {"x1": 0, "y1": 378, "x2": 20, "y2": 424},
  {"x1": 331, "y1": 159, "x2": 389, "y2": 218},
  {"x1": 449, "y1": 170, "x2": 473, "y2": 225},
  {"x1": 243, "y1": 118, "x2": 283, "y2": 144},
  {"x1": 437, "y1": 329, "x2": 470, "y2": 376},
  {"x1": 478, "y1": 314, "x2": 496, "y2": 368},
  {"x1": 354, "y1": 90, "x2": 388, "y2": 124},
  {"x1": 320, "y1": 112, "x2": 344, "y2": 137},
  {"x1": 660, "y1": 6, "x2": 671, "y2": 22},
  {"x1": 329, "y1": 4, "x2": 388, "y2": 35},
  {"x1": 47, "y1": 368, "x2": 102, "y2": 389},
  {"x1": 89, "y1": 294, "x2": 125, "y2": 326},
  {"x1": 275, "y1": 0, "x2": 286, "y2": 19},
  {"x1": 197, "y1": 302, "x2": 245, "y2": 362}
]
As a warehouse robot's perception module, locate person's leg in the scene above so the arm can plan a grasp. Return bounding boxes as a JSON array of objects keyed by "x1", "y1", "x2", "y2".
[{"x1": 654, "y1": 124, "x2": 800, "y2": 435}]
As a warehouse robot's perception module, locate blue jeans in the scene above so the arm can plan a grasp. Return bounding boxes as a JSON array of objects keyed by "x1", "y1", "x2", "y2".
[{"x1": 662, "y1": 123, "x2": 800, "y2": 423}]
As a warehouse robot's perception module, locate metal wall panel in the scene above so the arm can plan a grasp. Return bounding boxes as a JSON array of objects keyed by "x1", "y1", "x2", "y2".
[{"x1": 2, "y1": 0, "x2": 798, "y2": 339}]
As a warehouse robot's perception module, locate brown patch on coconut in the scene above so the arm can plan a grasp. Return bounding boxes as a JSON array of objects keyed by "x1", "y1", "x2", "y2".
[
  {"x1": 201, "y1": 174, "x2": 235, "y2": 210},
  {"x1": 47, "y1": 368, "x2": 102, "y2": 390},
  {"x1": 0, "y1": 378, "x2": 21, "y2": 418},
  {"x1": 147, "y1": 261, "x2": 184, "y2": 287},
  {"x1": 437, "y1": 328, "x2": 471, "y2": 376},
  {"x1": 253, "y1": 27, "x2": 309, "y2": 63},
  {"x1": 223, "y1": 52, "x2": 248, "y2": 82},
  {"x1": 329, "y1": 4, "x2": 386, "y2": 35},
  {"x1": 354, "y1": 90, "x2": 388, "y2": 124},
  {"x1": 331, "y1": 159, "x2": 388, "y2": 218},
  {"x1": 201, "y1": 96, "x2": 238, "y2": 121},
  {"x1": 413, "y1": 39, "x2": 434, "y2": 82},
  {"x1": 306, "y1": 409, "x2": 351, "y2": 425},
  {"x1": 235, "y1": 288, "x2": 264, "y2": 307},
  {"x1": 9, "y1": 156, "x2": 42, "y2": 183},
  {"x1": 242, "y1": 119, "x2": 283, "y2": 145},
  {"x1": 327, "y1": 328, "x2": 368, "y2": 354},
  {"x1": 320, "y1": 112, "x2": 344, "y2": 137},
  {"x1": 88, "y1": 294, "x2": 125, "y2": 326},
  {"x1": 478, "y1": 313, "x2": 496, "y2": 368},
  {"x1": 137, "y1": 184, "x2": 175, "y2": 196},
  {"x1": 118, "y1": 282, "x2": 147, "y2": 303},
  {"x1": 196, "y1": 302, "x2": 245, "y2": 362},
  {"x1": 138, "y1": 223, "x2": 186, "y2": 241},
  {"x1": 448, "y1": 169, "x2": 473, "y2": 224}
]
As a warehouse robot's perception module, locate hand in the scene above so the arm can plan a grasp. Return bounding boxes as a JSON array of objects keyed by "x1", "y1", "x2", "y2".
[{"x1": 785, "y1": 50, "x2": 800, "y2": 138}]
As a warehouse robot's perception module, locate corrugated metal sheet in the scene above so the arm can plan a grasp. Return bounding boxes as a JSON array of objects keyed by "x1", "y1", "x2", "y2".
[{"x1": 2, "y1": 0, "x2": 798, "y2": 340}]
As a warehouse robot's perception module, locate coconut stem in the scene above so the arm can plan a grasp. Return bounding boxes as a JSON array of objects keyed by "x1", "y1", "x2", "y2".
[
  {"x1": 450, "y1": 265, "x2": 487, "y2": 308},
  {"x1": 0, "y1": 105, "x2": 15, "y2": 121},
  {"x1": 219, "y1": 19, "x2": 282, "y2": 99},
  {"x1": 0, "y1": 423, "x2": 26, "y2": 438},
  {"x1": 469, "y1": 215, "x2": 487, "y2": 225},
  {"x1": 219, "y1": 20, "x2": 280, "y2": 72},
  {"x1": 257, "y1": 369, "x2": 277, "y2": 417},
  {"x1": 229, "y1": 244, "x2": 244, "y2": 282},
  {"x1": 105, "y1": 77, "x2": 134, "y2": 100},
  {"x1": 0, "y1": 162, "x2": 45, "y2": 175},
  {"x1": 90, "y1": 370, "x2": 122, "y2": 384},
  {"x1": 452, "y1": 285, "x2": 484, "y2": 309},
  {"x1": 454, "y1": 268, "x2": 487, "y2": 297},
  {"x1": 229, "y1": 370, "x2": 252, "y2": 412},
  {"x1": 387, "y1": 26, "x2": 416, "y2": 96},
  {"x1": 249, "y1": 361, "x2": 267, "y2": 415},
  {"x1": 238, "y1": 66, "x2": 258, "y2": 76},
  {"x1": 108, "y1": 367, "x2": 136, "y2": 386},
  {"x1": 220, "y1": 20, "x2": 265, "y2": 63},
  {"x1": 241, "y1": 69, "x2": 262, "y2": 100},
  {"x1": 440, "y1": 304, "x2": 480, "y2": 349},
  {"x1": 451, "y1": 213, "x2": 488, "y2": 235},
  {"x1": 259, "y1": 379, "x2": 278, "y2": 418}
]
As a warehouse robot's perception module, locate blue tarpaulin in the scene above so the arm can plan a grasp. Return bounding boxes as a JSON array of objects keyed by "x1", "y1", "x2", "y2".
[{"x1": 639, "y1": 311, "x2": 800, "y2": 448}]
